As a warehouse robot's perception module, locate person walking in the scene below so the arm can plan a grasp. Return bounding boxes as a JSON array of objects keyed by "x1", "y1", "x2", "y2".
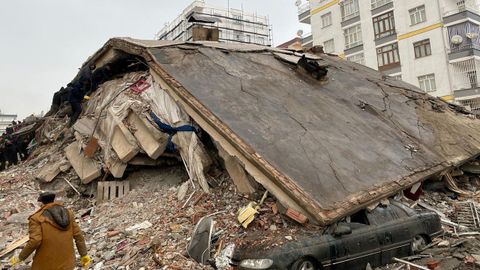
[{"x1": 10, "y1": 192, "x2": 91, "y2": 269}]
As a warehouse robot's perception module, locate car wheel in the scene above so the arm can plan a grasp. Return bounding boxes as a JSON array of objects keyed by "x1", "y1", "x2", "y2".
[
  {"x1": 290, "y1": 258, "x2": 318, "y2": 270},
  {"x1": 411, "y1": 235, "x2": 427, "y2": 254}
]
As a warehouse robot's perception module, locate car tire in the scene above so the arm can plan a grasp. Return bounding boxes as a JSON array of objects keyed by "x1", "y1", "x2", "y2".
[
  {"x1": 411, "y1": 235, "x2": 427, "y2": 254},
  {"x1": 290, "y1": 258, "x2": 318, "y2": 270}
]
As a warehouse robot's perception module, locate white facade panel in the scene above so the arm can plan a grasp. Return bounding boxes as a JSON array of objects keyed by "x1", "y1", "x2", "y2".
[{"x1": 301, "y1": 0, "x2": 480, "y2": 102}]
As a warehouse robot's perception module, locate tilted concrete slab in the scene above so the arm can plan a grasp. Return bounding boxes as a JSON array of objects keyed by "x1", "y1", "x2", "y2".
[
  {"x1": 65, "y1": 141, "x2": 102, "y2": 184},
  {"x1": 125, "y1": 111, "x2": 167, "y2": 160},
  {"x1": 79, "y1": 38, "x2": 480, "y2": 225}
]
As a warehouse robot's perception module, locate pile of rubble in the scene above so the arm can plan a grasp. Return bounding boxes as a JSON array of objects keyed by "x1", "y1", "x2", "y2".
[
  {"x1": 4, "y1": 38, "x2": 480, "y2": 270},
  {"x1": 0, "y1": 153, "x2": 311, "y2": 269},
  {"x1": 374, "y1": 160, "x2": 480, "y2": 270}
]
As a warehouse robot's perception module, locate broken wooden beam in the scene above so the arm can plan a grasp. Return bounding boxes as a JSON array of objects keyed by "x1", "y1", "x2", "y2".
[{"x1": 0, "y1": 235, "x2": 29, "y2": 258}]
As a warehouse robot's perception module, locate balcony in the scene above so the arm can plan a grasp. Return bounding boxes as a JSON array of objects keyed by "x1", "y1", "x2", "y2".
[
  {"x1": 302, "y1": 33, "x2": 313, "y2": 48},
  {"x1": 443, "y1": 1, "x2": 480, "y2": 24},
  {"x1": 446, "y1": 21, "x2": 480, "y2": 60},
  {"x1": 450, "y1": 58, "x2": 480, "y2": 100},
  {"x1": 298, "y1": 2, "x2": 311, "y2": 24},
  {"x1": 371, "y1": 0, "x2": 393, "y2": 10}
]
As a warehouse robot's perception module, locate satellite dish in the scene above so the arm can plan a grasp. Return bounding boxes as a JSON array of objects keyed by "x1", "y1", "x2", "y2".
[
  {"x1": 297, "y1": 29, "x2": 304, "y2": 37},
  {"x1": 451, "y1": 35, "x2": 463, "y2": 45},
  {"x1": 295, "y1": 0, "x2": 302, "y2": 7},
  {"x1": 466, "y1": 32, "x2": 479, "y2": 39}
]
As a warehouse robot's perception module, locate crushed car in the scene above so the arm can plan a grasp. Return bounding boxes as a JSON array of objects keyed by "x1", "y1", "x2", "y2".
[{"x1": 232, "y1": 201, "x2": 442, "y2": 270}]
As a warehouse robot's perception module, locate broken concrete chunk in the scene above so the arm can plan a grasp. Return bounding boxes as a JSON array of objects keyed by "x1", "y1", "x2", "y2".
[
  {"x1": 217, "y1": 145, "x2": 256, "y2": 194},
  {"x1": 106, "y1": 159, "x2": 127, "y2": 179},
  {"x1": 64, "y1": 141, "x2": 102, "y2": 184},
  {"x1": 36, "y1": 158, "x2": 70, "y2": 183},
  {"x1": 111, "y1": 121, "x2": 139, "y2": 163},
  {"x1": 125, "y1": 221, "x2": 152, "y2": 232},
  {"x1": 126, "y1": 112, "x2": 167, "y2": 159},
  {"x1": 177, "y1": 182, "x2": 189, "y2": 201}
]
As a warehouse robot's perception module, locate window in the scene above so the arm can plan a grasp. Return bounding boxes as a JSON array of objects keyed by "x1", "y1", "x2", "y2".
[
  {"x1": 467, "y1": 70, "x2": 478, "y2": 88},
  {"x1": 257, "y1": 36, "x2": 265, "y2": 45},
  {"x1": 232, "y1": 13, "x2": 243, "y2": 24},
  {"x1": 347, "y1": 53, "x2": 365, "y2": 65},
  {"x1": 322, "y1": 12, "x2": 332, "y2": 28},
  {"x1": 413, "y1": 39, "x2": 432, "y2": 58},
  {"x1": 324, "y1": 39, "x2": 335, "y2": 53},
  {"x1": 340, "y1": 0, "x2": 360, "y2": 21},
  {"x1": 409, "y1": 5, "x2": 426, "y2": 25},
  {"x1": 344, "y1": 24, "x2": 363, "y2": 49},
  {"x1": 373, "y1": 11, "x2": 395, "y2": 39},
  {"x1": 245, "y1": 35, "x2": 251, "y2": 43},
  {"x1": 377, "y1": 43, "x2": 400, "y2": 69},
  {"x1": 418, "y1": 74, "x2": 437, "y2": 92},
  {"x1": 234, "y1": 31, "x2": 243, "y2": 41},
  {"x1": 371, "y1": 0, "x2": 393, "y2": 9},
  {"x1": 390, "y1": 74, "x2": 402, "y2": 80}
]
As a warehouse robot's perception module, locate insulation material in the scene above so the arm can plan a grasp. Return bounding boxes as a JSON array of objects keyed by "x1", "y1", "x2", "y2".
[
  {"x1": 68, "y1": 71, "x2": 212, "y2": 186},
  {"x1": 144, "y1": 77, "x2": 212, "y2": 193}
]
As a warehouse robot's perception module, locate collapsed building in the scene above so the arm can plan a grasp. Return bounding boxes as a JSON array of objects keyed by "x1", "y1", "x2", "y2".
[
  {"x1": 3, "y1": 38, "x2": 480, "y2": 269},
  {"x1": 37, "y1": 37, "x2": 480, "y2": 225}
]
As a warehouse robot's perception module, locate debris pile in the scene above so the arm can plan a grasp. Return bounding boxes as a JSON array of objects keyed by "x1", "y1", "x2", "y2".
[
  {"x1": 376, "y1": 158, "x2": 480, "y2": 270},
  {"x1": 3, "y1": 38, "x2": 480, "y2": 269}
]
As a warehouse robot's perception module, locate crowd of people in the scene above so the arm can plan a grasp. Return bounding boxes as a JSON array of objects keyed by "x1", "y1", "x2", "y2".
[
  {"x1": 0, "y1": 121, "x2": 33, "y2": 171},
  {"x1": 46, "y1": 57, "x2": 146, "y2": 126},
  {"x1": 1, "y1": 58, "x2": 145, "y2": 173}
]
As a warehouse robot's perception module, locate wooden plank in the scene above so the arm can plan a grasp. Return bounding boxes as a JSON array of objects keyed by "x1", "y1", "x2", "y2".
[
  {"x1": 124, "y1": 181, "x2": 130, "y2": 195},
  {"x1": 97, "y1": 182, "x2": 105, "y2": 202},
  {"x1": 0, "y1": 235, "x2": 29, "y2": 258},
  {"x1": 103, "y1": 181, "x2": 109, "y2": 201}
]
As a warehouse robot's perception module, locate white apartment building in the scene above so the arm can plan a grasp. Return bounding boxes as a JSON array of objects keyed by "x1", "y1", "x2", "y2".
[
  {"x1": 156, "y1": 0, "x2": 272, "y2": 46},
  {"x1": 298, "y1": 0, "x2": 480, "y2": 112},
  {"x1": 0, "y1": 112, "x2": 17, "y2": 135}
]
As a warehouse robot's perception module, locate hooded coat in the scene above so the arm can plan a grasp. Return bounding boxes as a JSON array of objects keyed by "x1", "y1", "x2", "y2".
[{"x1": 19, "y1": 202, "x2": 87, "y2": 270}]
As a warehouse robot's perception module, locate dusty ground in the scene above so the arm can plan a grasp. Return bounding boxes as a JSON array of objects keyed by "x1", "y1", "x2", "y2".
[
  {"x1": 0, "y1": 154, "x2": 308, "y2": 270},
  {"x1": 3, "y1": 142, "x2": 480, "y2": 270}
]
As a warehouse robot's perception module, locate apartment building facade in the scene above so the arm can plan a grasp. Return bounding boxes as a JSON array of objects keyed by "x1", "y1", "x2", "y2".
[
  {"x1": 298, "y1": 0, "x2": 480, "y2": 111},
  {"x1": 156, "y1": 0, "x2": 272, "y2": 46},
  {"x1": 0, "y1": 112, "x2": 17, "y2": 135}
]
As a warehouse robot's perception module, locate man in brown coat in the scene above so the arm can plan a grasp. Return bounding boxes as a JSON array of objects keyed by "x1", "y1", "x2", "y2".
[{"x1": 10, "y1": 192, "x2": 91, "y2": 269}]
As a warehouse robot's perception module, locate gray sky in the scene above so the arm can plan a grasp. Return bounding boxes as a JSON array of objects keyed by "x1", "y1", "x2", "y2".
[{"x1": 0, "y1": 0, "x2": 308, "y2": 119}]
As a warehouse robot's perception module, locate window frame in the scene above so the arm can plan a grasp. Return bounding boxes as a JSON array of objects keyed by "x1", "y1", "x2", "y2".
[
  {"x1": 321, "y1": 12, "x2": 333, "y2": 28},
  {"x1": 340, "y1": 0, "x2": 360, "y2": 21},
  {"x1": 413, "y1": 39, "x2": 432, "y2": 58},
  {"x1": 377, "y1": 42, "x2": 400, "y2": 70},
  {"x1": 347, "y1": 53, "x2": 365, "y2": 65},
  {"x1": 324, "y1": 39, "x2": 335, "y2": 53},
  {"x1": 371, "y1": 0, "x2": 393, "y2": 10},
  {"x1": 344, "y1": 24, "x2": 363, "y2": 49},
  {"x1": 409, "y1": 5, "x2": 427, "y2": 26},
  {"x1": 418, "y1": 73, "x2": 437, "y2": 92},
  {"x1": 372, "y1": 11, "x2": 396, "y2": 39}
]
